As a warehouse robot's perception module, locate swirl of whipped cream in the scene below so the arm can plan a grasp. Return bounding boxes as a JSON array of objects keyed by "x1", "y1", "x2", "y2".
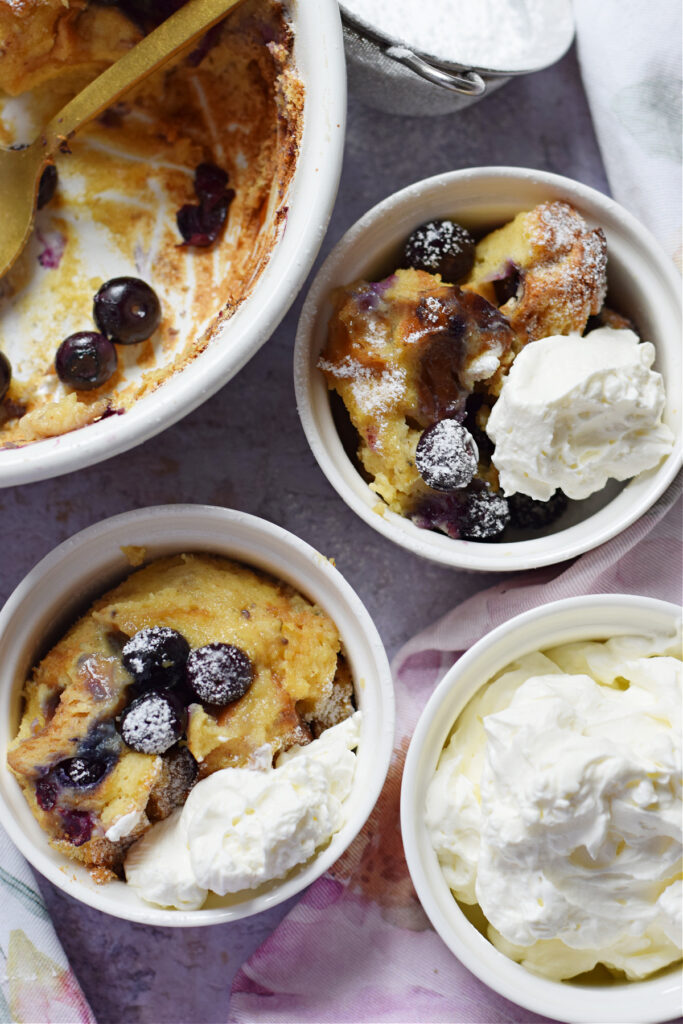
[{"x1": 427, "y1": 633, "x2": 682, "y2": 981}]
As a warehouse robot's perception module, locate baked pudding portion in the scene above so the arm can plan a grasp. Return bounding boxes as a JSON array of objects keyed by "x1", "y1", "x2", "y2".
[
  {"x1": 8, "y1": 554, "x2": 354, "y2": 881},
  {"x1": 0, "y1": 0, "x2": 303, "y2": 447},
  {"x1": 318, "y1": 200, "x2": 625, "y2": 542}
]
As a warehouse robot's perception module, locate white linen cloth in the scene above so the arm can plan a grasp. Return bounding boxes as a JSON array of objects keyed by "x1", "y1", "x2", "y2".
[{"x1": 574, "y1": 0, "x2": 682, "y2": 265}]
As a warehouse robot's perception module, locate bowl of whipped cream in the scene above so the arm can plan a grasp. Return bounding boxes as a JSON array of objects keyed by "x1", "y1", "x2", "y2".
[
  {"x1": 401, "y1": 594, "x2": 682, "y2": 1023},
  {"x1": 0, "y1": 505, "x2": 394, "y2": 926},
  {"x1": 294, "y1": 166, "x2": 682, "y2": 571}
]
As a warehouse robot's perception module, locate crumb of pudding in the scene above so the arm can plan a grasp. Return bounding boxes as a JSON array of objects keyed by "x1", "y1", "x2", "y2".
[
  {"x1": 121, "y1": 545, "x2": 146, "y2": 567},
  {"x1": 8, "y1": 553, "x2": 353, "y2": 874},
  {"x1": 89, "y1": 864, "x2": 119, "y2": 885},
  {"x1": 0, "y1": 0, "x2": 304, "y2": 447}
]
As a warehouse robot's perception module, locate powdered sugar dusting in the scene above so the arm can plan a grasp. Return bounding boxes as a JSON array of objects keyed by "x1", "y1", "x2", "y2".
[
  {"x1": 343, "y1": 0, "x2": 573, "y2": 72},
  {"x1": 318, "y1": 356, "x2": 406, "y2": 417},
  {"x1": 523, "y1": 201, "x2": 608, "y2": 333},
  {"x1": 416, "y1": 419, "x2": 478, "y2": 491}
]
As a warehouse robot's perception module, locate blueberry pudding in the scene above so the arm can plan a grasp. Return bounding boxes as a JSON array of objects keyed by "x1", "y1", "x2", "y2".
[
  {"x1": 8, "y1": 554, "x2": 355, "y2": 884},
  {"x1": 319, "y1": 203, "x2": 674, "y2": 542},
  {"x1": 0, "y1": 0, "x2": 303, "y2": 446}
]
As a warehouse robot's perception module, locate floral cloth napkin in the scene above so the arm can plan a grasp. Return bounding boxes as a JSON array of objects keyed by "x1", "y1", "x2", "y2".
[
  {"x1": 229, "y1": 479, "x2": 681, "y2": 1024},
  {"x1": 0, "y1": 828, "x2": 95, "y2": 1024}
]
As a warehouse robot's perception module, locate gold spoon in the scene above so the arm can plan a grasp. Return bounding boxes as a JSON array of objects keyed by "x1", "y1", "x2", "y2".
[{"x1": 0, "y1": 0, "x2": 246, "y2": 280}]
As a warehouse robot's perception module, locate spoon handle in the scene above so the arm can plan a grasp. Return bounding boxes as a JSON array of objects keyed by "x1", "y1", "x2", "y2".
[{"x1": 41, "y1": 0, "x2": 245, "y2": 153}]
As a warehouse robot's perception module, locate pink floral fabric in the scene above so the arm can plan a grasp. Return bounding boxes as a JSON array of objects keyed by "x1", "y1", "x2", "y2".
[
  {"x1": 230, "y1": 478, "x2": 681, "y2": 1024},
  {"x1": 0, "y1": 829, "x2": 96, "y2": 1024}
]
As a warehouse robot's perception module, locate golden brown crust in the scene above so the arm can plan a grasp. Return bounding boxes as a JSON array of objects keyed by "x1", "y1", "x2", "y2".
[{"x1": 463, "y1": 200, "x2": 608, "y2": 347}]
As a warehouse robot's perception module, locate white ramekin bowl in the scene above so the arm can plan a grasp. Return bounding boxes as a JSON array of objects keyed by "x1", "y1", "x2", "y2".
[
  {"x1": 400, "y1": 594, "x2": 682, "y2": 1024},
  {"x1": 0, "y1": 505, "x2": 394, "y2": 926},
  {"x1": 294, "y1": 167, "x2": 682, "y2": 572},
  {"x1": 0, "y1": 0, "x2": 346, "y2": 489}
]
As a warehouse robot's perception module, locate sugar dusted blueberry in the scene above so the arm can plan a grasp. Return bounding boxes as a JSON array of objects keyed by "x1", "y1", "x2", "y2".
[
  {"x1": 94, "y1": 277, "x2": 161, "y2": 345},
  {"x1": 416, "y1": 419, "x2": 478, "y2": 492},
  {"x1": 403, "y1": 220, "x2": 475, "y2": 282},
  {"x1": 122, "y1": 627, "x2": 190, "y2": 689},
  {"x1": 55, "y1": 332, "x2": 117, "y2": 390},
  {"x1": 55, "y1": 756, "x2": 110, "y2": 789},
  {"x1": 460, "y1": 489, "x2": 510, "y2": 541},
  {"x1": 120, "y1": 690, "x2": 186, "y2": 754},
  {"x1": 186, "y1": 642, "x2": 254, "y2": 705}
]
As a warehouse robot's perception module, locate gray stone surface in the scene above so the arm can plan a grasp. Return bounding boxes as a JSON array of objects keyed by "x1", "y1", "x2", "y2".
[{"x1": 1, "y1": 45, "x2": 608, "y2": 1024}]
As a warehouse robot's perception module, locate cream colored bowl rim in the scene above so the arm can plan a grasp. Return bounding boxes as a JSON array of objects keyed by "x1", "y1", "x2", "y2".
[{"x1": 400, "y1": 593, "x2": 683, "y2": 1023}]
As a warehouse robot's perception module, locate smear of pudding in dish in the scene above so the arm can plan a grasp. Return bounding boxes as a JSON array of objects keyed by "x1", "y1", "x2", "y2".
[{"x1": 0, "y1": 0, "x2": 303, "y2": 446}]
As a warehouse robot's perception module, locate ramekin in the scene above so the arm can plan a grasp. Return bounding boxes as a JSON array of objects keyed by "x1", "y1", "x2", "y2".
[
  {"x1": 294, "y1": 167, "x2": 682, "y2": 572},
  {"x1": 0, "y1": 0, "x2": 346, "y2": 488},
  {"x1": 0, "y1": 505, "x2": 394, "y2": 926},
  {"x1": 400, "y1": 594, "x2": 682, "y2": 1024}
]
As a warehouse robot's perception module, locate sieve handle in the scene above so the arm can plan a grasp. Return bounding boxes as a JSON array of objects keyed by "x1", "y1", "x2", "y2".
[{"x1": 385, "y1": 45, "x2": 486, "y2": 96}]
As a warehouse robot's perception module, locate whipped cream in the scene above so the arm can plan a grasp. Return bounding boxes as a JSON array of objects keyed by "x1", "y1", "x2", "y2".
[
  {"x1": 125, "y1": 712, "x2": 362, "y2": 910},
  {"x1": 427, "y1": 632, "x2": 683, "y2": 981},
  {"x1": 487, "y1": 328, "x2": 674, "y2": 501}
]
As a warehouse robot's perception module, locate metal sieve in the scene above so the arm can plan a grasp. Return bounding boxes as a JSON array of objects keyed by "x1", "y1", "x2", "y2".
[{"x1": 339, "y1": 2, "x2": 575, "y2": 117}]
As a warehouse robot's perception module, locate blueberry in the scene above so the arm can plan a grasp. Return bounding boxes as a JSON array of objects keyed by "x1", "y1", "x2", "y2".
[
  {"x1": 509, "y1": 490, "x2": 568, "y2": 530},
  {"x1": 55, "y1": 332, "x2": 117, "y2": 390},
  {"x1": 94, "y1": 277, "x2": 161, "y2": 345},
  {"x1": 460, "y1": 489, "x2": 510, "y2": 541},
  {"x1": 0, "y1": 352, "x2": 11, "y2": 402},
  {"x1": 492, "y1": 262, "x2": 522, "y2": 306},
  {"x1": 122, "y1": 627, "x2": 190, "y2": 689},
  {"x1": 411, "y1": 494, "x2": 462, "y2": 539},
  {"x1": 36, "y1": 777, "x2": 58, "y2": 811},
  {"x1": 416, "y1": 419, "x2": 478, "y2": 492},
  {"x1": 176, "y1": 193, "x2": 233, "y2": 247},
  {"x1": 177, "y1": 161, "x2": 234, "y2": 247},
  {"x1": 403, "y1": 220, "x2": 475, "y2": 282},
  {"x1": 186, "y1": 642, "x2": 254, "y2": 705},
  {"x1": 54, "y1": 756, "x2": 110, "y2": 789},
  {"x1": 120, "y1": 690, "x2": 186, "y2": 754},
  {"x1": 37, "y1": 164, "x2": 58, "y2": 210},
  {"x1": 58, "y1": 809, "x2": 93, "y2": 846},
  {"x1": 194, "y1": 162, "x2": 229, "y2": 202}
]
